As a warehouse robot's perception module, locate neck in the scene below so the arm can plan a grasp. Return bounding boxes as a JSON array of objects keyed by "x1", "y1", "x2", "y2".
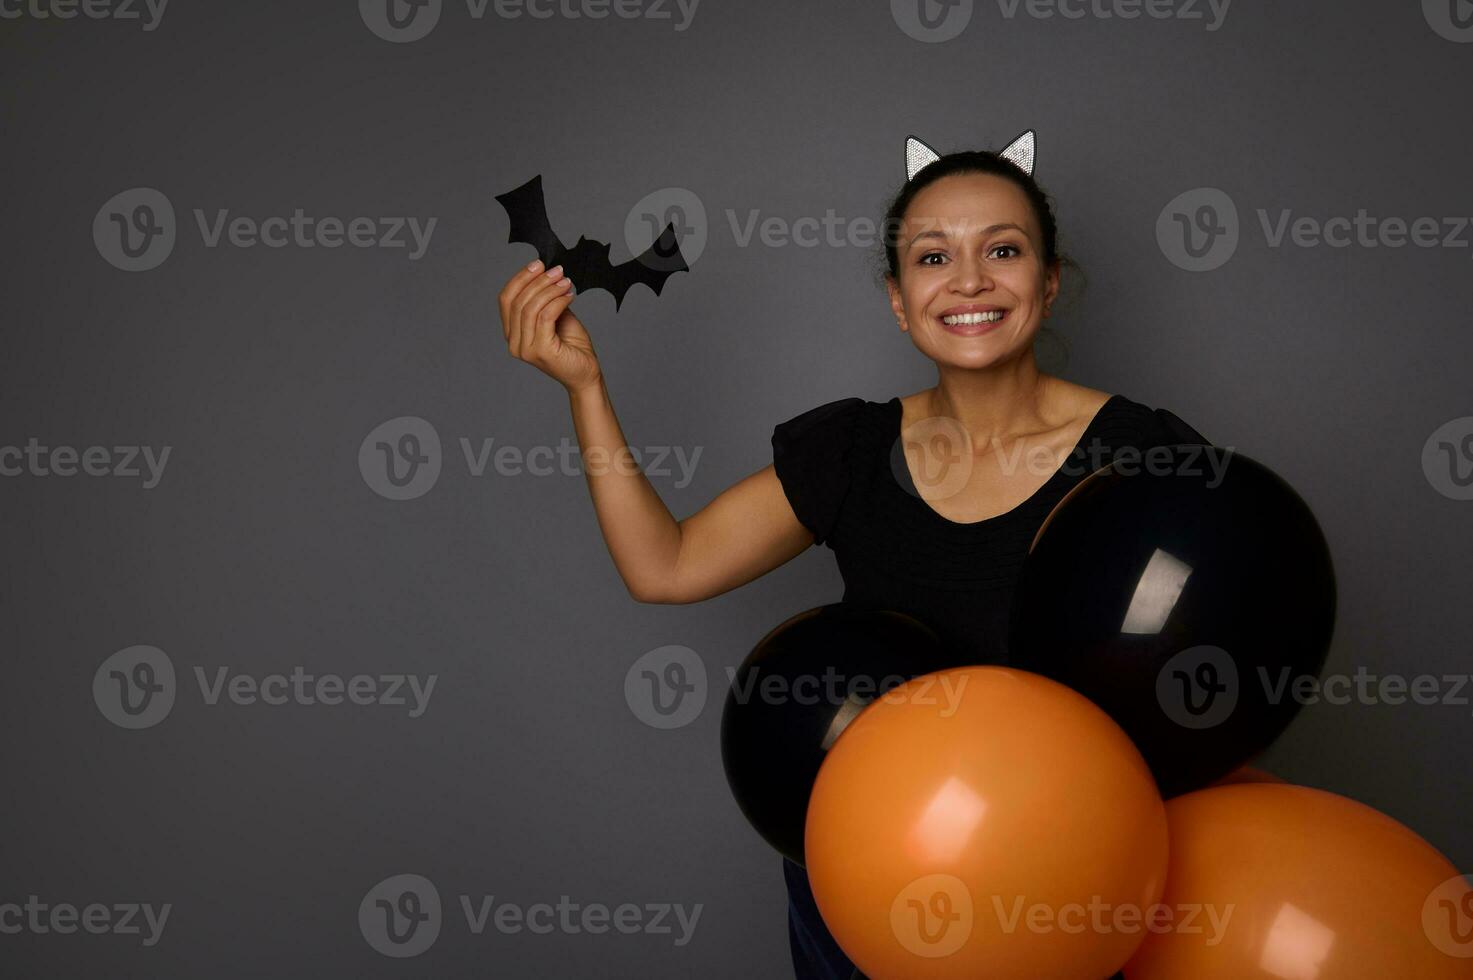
[{"x1": 925, "y1": 351, "x2": 1065, "y2": 445}]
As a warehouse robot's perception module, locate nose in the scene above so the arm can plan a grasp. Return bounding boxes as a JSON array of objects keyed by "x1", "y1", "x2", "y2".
[{"x1": 949, "y1": 254, "x2": 993, "y2": 294}]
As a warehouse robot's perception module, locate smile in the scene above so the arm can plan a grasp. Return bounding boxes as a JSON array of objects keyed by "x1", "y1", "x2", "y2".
[{"x1": 940, "y1": 311, "x2": 1007, "y2": 325}]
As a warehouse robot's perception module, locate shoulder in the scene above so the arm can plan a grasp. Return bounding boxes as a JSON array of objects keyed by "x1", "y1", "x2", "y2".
[
  {"x1": 769, "y1": 397, "x2": 886, "y2": 547},
  {"x1": 1102, "y1": 393, "x2": 1210, "y2": 446},
  {"x1": 773, "y1": 396, "x2": 870, "y2": 434},
  {"x1": 772, "y1": 396, "x2": 891, "y2": 454}
]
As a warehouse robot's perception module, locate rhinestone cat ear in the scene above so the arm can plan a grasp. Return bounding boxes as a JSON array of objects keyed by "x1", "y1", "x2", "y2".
[
  {"x1": 905, "y1": 135, "x2": 941, "y2": 181},
  {"x1": 904, "y1": 129, "x2": 1037, "y2": 181},
  {"x1": 999, "y1": 129, "x2": 1036, "y2": 176}
]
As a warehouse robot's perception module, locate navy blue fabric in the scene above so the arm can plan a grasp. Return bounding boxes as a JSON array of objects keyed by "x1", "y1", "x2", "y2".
[{"x1": 783, "y1": 857, "x2": 857, "y2": 979}]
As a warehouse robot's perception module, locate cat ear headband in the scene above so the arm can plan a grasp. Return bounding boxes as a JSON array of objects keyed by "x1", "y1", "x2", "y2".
[{"x1": 905, "y1": 129, "x2": 1036, "y2": 181}]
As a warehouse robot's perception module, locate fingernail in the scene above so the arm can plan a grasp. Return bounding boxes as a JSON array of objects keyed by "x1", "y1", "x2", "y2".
[
  {"x1": 545, "y1": 264, "x2": 563, "y2": 279},
  {"x1": 527, "y1": 259, "x2": 543, "y2": 272},
  {"x1": 558, "y1": 277, "x2": 571, "y2": 289}
]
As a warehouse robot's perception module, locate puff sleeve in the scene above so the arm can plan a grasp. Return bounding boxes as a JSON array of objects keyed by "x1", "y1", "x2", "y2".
[
  {"x1": 1153, "y1": 407, "x2": 1210, "y2": 446},
  {"x1": 771, "y1": 397, "x2": 865, "y2": 547}
]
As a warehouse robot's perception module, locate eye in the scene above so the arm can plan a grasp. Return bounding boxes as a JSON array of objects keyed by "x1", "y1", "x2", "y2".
[
  {"x1": 990, "y1": 243, "x2": 1023, "y2": 259},
  {"x1": 918, "y1": 251, "x2": 947, "y2": 265}
]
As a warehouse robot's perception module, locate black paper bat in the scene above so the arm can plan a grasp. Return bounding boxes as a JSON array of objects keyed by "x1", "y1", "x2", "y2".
[{"x1": 494, "y1": 174, "x2": 689, "y2": 311}]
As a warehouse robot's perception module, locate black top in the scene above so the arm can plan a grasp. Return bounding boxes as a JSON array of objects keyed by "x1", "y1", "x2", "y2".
[{"x1": 771, "y1": 393, "x2": 1209, "y2": 664}]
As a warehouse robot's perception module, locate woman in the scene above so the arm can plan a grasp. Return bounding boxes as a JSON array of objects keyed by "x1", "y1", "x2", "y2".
[{"x1": 497, "y1": 139, "x2": 1205, "y2": 980}]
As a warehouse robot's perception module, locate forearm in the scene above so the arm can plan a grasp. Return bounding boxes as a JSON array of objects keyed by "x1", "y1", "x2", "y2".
[{"x1": 567, "y1": 378, "x2": 682, "y2": 602}]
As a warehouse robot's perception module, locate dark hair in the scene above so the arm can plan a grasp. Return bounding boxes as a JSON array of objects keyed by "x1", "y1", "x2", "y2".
[{"x1": 871, "y1": 146, "x2": 1085, "y2": 367}]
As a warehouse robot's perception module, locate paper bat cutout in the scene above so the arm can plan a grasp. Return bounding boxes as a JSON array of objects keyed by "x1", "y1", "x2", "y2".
[{"x1": 494, "y1": 174, "x2": 689, "y2": 310}]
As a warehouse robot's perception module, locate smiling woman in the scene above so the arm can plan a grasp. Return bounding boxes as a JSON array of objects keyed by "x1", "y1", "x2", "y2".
[
  {"x1": 496, "y1": 130, "x2": 1206, "y2": 980},
  {"x1": 768, "y1": 135, "x2": 1206, "y2": 980}
]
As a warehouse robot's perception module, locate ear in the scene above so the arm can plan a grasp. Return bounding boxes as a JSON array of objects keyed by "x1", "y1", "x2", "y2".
[
  {"x1": 905, "y1": 135, "x2": 941, "y2": 182},
  {"x1": 999, "y1": 129, "x2": 1036, "y2": 176},
  {"x1": 886, "y1": 274, "x2": 909, "y2": 332}
]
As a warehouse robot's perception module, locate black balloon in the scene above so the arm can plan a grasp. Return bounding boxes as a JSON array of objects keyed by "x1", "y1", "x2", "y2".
[
  {"x1": 721, "y1": 604, "x2": 964, "y2": 866},
  {"x1": 1008, "y1": 445, "x2": 1336, "y2": 797}
]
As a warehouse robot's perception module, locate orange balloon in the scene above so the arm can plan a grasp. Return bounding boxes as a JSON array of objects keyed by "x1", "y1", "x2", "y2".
[
  {"x1": 1206, "y1": 765, "x2": 1287, "y2": 788},
  {"x1": 804, "y1": 666, "x2": 1169, "y2": 980},
  {"x1": 1124, "y1": 784, "x2": 1473, "y2": 979}
]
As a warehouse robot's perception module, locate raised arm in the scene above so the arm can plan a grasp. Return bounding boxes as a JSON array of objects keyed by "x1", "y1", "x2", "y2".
[
  {"x1": 568, "y1": 382, "x2": 814, "y2": 604},
  {"x1": 499, "y1": 261, "x2": 814, "y2": 605}
]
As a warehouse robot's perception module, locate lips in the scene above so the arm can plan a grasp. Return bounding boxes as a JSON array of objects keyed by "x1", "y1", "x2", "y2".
[
  {"x1": 936, "y1": 308, "x2": 1007, "y2": 334},
  {"x1": 938, "y1": 304, "x2": 1007, "y2": 317}
]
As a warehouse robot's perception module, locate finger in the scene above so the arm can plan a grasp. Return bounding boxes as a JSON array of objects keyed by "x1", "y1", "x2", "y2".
[
  {"x1": 531, "y1": 284, "x2": 576, "y2": 353},
  {"x1": 511, "y1": 267, "x2": 569, "y2": 350},
  {"x1": 510, "y1": 263, "x2": 567, "y2": 323},
  {"x1": 511, "y1": 271, "x2": 571, "y2": 356},
  {"x1": 498, "y1": 258, "x2": 546, "y2": 313},
  {"x1": 499, "y1": 259, "x2": 555, "y2": 340}
]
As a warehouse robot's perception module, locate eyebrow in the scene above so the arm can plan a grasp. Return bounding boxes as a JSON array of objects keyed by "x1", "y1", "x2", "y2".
[{"x1": 906, "y1": 223, "x2": 1026, "y2": 247}]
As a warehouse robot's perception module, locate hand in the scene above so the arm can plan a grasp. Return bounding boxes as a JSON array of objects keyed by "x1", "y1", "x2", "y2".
[{"x1": 498, "y1": 259, "x2": 603, "y2": 394}]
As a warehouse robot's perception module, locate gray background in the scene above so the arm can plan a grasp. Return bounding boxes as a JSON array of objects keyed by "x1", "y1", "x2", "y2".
[{"x1": 3, "y1": 0, "x2": 1471, "y2": 976}]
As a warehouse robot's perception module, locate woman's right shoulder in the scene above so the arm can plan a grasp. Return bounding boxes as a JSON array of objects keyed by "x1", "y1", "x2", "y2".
[
  {"x1": 771, "y1": 396, "x2": 897, "y2": 455},
  {"x1": 773, "y1": 396, "x2": 871, "y2": 434},
  {"x1": 769, "y1": 397, "x2": 883, "y2": 547}
]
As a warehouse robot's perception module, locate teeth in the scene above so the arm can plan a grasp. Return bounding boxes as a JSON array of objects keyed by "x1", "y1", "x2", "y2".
[{"x1": 941, "y1": 311, "x2": 1005, "y2": 325}]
